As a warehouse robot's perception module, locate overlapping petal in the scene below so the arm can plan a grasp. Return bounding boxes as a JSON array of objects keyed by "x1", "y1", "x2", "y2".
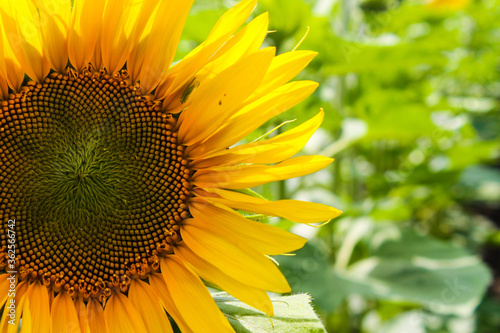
[
  {"x1": 0, "y1": 281, "x2": 28, "y2": 333},
  {"x1": 201, "y1": 188, "x2": 342, "y2": 224},
  {"x1": 68, "y1": 0, "x2": 105, "y2": 71},
  {"x1": 87, "y1": 298, "x2": 108, "y2": 333},
  {"x1": 25, "y1": 282, "x2": 50, "y2": 333},
  {"x1": 0, "y1": 72, "x2": 8, "y2": 99},
  {"x1": 0, "y1": 274, "x2": 9, "y2": 308},
  {"x1": 0, "y1": 22, "x2": 24, "y2": 91},
  {"x1": 194, "y1": 110, "x2": 324, "y2": 168},
  {"x1": 178, "y1": 47, "x2": 276, "y2": 145},
  {"x1": 97, "y1": 0, "x2": 157, "y2": 74},
  {"x1": 74, "y1": 298, "x2": 89, "y2": 333},
  {"x1": 160, "y1": 256, "x2": 233, "y2": 332},
  {"x1": 33, "y1": 0, "x2": 71, "y2": 73},
  {"x1": 104, "y1": 292, "x2": 147, "y2": 333},
  {"x1": 148, "y1": 273, "x2": 194, "y2": 333},
  {"x1": 0, "y1": 0, "x2": 50, "y2": 82},
  {"x1": 127, "y1": 0, "x2": 194, "y2": 92},
  {"x1": 188, "y1": 80, "x2": 319, "y2": 158},
  {"x1": 182, "y1": 217, "x2": 292, "y2": 293},
  {"x1": 248, "y1": 50, "x2": 318, "y2": 103},
  {"x1": 175, "y1": 242, "x2": 274, "y2": 315},
  {"x1": 190, "y1": 200, "x2": 307, "y2": 255},
  {"x1": 51, "y1": 291, "x2": 81, "y2": 333},
  {"x1": 193, "y1": 155, "x2": 333, "y2": 189},
  {"x1": 129, "y1": 279, "x2": 173, "y2": 333},
  {"x1": 156, "y1": 0, "x2": 258, "y2": 104}
]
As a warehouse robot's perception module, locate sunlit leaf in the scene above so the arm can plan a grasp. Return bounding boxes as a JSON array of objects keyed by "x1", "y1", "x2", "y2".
[{"x1": 214, "y1": 292, "x2": 326, "y2": 332}]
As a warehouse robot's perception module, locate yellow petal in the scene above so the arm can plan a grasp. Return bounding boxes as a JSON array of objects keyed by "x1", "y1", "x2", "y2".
[
  {"x1": 156, "y1": 0, "x2": 257, "y2": 104},
  {"x1": 203, "y1": 188, "x2": 342, "y2": 223},
  {"x1": 247, "y1": 50, "x2": 318, "y2": 103},
  {"x1": 190, "y1": 200, "x2": 306, "y2": 255},
  {"x1": 160, "y1": 255, "x2": 234, "y2": 332},
  {"x1": 98, "y1": 0, "x2": 131, "y2": 73},
  {"x1": 193, "y1": 155, "x2": 333, "y2": 189},
  {"x1": 25, "y1": 282, "x2": 50, "y2": 333},
  {"x1": 0, "y1": 274, "x2": 9, "y2": 307},
  {"x1": 162, "y1": 12, "x2": 269, "y2": 113},
  {"x1": 19, "y1": 297, "x2": 32, "y2": 333},
  {"x1": 123, "y1": 0, "x2": 158, "y2": 82},
  {"x1": 0, "y1": 22, "x2": 24, "y2": 91},
  {"x1": 194, "y1": 13, "x2": 269, "y2": 85},
  {"x1": 51, "y1": 291, "x2": 81, "y2": 333},
  {"x1": 34, "y1": 0, "x2": 71, "y2": 72},
  {"x1": 181, "y1": 219, "x2": 291, "y2": 293},
  {"x1": 175, "y1": 242, "x2": 274, "y2": 315},
  {"x1": 204, "y1": 0, "x2": 257, "y2": 44},
  {"x1": 178, "y1": 47, "x2": 275, "y2": 146},
  {"x1": 104, "y1": 292, "x2": 147, "y2": 333},
  {"x1": 129, "y1": 1, "x2": 194, "y2": 93},
  {"x1": 188, "y1": 81, "x2": 318, "y2": 159},
  {"x1": 98, "y1": 0, "x2": 161, "y2": 75},
  {"x1": 87, "y1": 298, "x2": 107, "y2": 333},
  {"x1": 74, "y1": 298, "x2": 89, "y2": 333},
  {"x1": 68, "y1": 0, "x2": 106, "y2": 71},
  {"x1": 195, "y1": 110, "x2": 324, "y2": 168},
  {"x1": 128, "y1": 279, "x2": 173, "y2": 333},
  {"x1": 93, "y1": 0, "x2": 151, "y2": 71},
  {"x1": 0, "y1": 0, "x2": 50, "y2": 82},
  {"x1": 148, "y1": 273, "x2": 193, "y2": 333},
  {"x1": 0, "y1": 73, "x2": 8, "y2": 99},
  {"x1": 0, "y1": 281, "x2": 28, "y2": 333}
]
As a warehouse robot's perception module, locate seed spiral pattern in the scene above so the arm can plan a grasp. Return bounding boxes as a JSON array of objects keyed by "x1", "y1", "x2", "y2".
[{"x1": 0, "y1": 70, "x2": 191, "y2": 300}]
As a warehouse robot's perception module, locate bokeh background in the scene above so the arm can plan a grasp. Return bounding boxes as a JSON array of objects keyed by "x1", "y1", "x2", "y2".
[{"x1": 179, "y1": 1, "x2": 500, "y2": 332}]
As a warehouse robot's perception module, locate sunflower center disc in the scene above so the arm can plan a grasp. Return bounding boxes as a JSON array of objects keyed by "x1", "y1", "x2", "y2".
[{"x1": 0, "y1": 71, "x2": 191, "y2": 298}]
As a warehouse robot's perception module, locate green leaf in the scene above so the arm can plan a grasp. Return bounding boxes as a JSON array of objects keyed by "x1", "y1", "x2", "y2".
[
  {"x1": 349, "y1": 227, "x2": 492, "y2": 316},
  {"x1": 459, "y1": 165, "x2": 500, "y2": 202},
  {"x1": 214, "y1": 292, "x2": 326, "y2": 333},
  {"x1": 279, "y1": 226, "x2": 492, "y2": 316},
  {"x1": 278, "y1": 241, "x2": 374, "y2": 312},
  {"x1": 445, "y1": 140, "x2": 500, "y2": 170}
]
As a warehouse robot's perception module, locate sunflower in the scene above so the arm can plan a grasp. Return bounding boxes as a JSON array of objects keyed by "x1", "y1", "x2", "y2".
[{"x1": 0, "y1": 0, "x2": 341, "y2": 332}]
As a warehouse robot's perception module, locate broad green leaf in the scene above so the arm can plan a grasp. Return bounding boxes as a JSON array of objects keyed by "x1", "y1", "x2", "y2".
[
  {"x1": 445, "y1": 140, "x2": 500, "y2": 170},
  {"x1": 349, "y1": 226, "x2": 491, "y2": 316},
  {"x1": 279, "y1": 226, "x2": 492, "y2": 316},
  {"x1": 361, "y1": 310, "x2": 426, "y2": 333},
  {"x1": 459, "y1": 165, "x2": 500, "y2": 202},
  {"x1": 278, "y1": 241, "x2": 376, "y2": 312},
  {"x1": 213, "y1": 292, "x2": 326, "y2": 333}
]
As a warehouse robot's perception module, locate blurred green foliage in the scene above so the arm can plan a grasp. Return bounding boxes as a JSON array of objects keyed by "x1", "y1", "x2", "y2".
[{"x1": 181, "y1": 0, "x2": 500, "y2": 332}]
